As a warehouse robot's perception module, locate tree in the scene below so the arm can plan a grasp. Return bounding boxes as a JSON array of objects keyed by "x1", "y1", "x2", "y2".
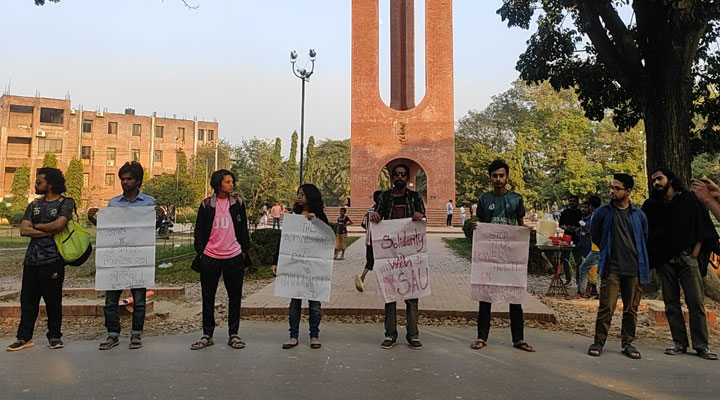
[
  {"x1": 10, "y1": 166, "x2": 30, "y2": 215},
  {"x1": 498, "y1": 1, "x2": 720, "y2": 183},
  {"x1": 65, "y1": 157, "x2": 84, "y2": 208},
  {"x1": 143, "y1": 173, "x2": 196, "y2": 218},
  {"x1": 304, "y1": 136, "x2": 316, "y2": 185},
  {"x1": 176, "y1": 150, "x2": 189, "y2": 176},
  {"x1": 283, "y1": 131, "x2": 299, "y2": 196},
  {"x1": 313, "y1": 139, "x2": 351, "y2": 206},
  {"x1": 231, "y1": 138, "x2": 285, "y2": 224},
  {"x1": 42, "y1": 152, "x2": 58, "y2": 168},
  {"x1": 191, "y1": 160, "x2": 208, "y2": 202}
]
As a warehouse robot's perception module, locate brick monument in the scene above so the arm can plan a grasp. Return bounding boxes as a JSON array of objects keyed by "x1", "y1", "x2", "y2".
[{"x1": 350, "y1": 0, "x2": 455, "y2": 211}]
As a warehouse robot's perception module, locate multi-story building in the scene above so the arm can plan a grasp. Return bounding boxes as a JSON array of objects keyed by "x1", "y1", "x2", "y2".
[{"x1": 0, "y1": 94, "x2": 218, "y2": 207}]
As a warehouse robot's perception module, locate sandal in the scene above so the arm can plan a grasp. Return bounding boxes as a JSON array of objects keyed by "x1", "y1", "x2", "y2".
[
  {"x1": 622, "y1": 345, "x2": 641, "y2": 359},
  {"x1": 228, "y1": 335, "x2": 246, "y2": 349},
  {"x1": 697, "y1": 348, "x2": 718, "y2": 360},
  {"x1": 513, "y1": 341, "x2": 536, "y2": 352},
  {"x1": 587, "y1": 343, "x2": 602, "y2": 357},
  {"x1": 129, "y1": 336, "x2": 142, "y2": 350},
  {"x1": 99, "y1": 337, "x2": 119, "y2": 351},
  {"x1": 469, "y1": 339, "x2": 487, "y2": 350},
  {"x1": 282, "y1": 338, "x2": 299, "y2": 349},
  {"x1": 310, "y1": 338, "x2": 321, "y2": 349},
  {"x1": 664, "y1": 343, "x2": 687, "y2": 356},
  {"x1": 190, "y1": 336, "x2": 214, "y2": 350}
]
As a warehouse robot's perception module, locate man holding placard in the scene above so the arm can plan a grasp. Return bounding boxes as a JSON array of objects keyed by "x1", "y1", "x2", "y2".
[
  {"x1": 470, "y1": 160, "x2": 535, "y2": 352},
  {"x1": 88, "y1": 161, "x2": 164, "y2": 350},
  {"x1": 369, "y1": 162, "x2": 427, "y2": 350}
]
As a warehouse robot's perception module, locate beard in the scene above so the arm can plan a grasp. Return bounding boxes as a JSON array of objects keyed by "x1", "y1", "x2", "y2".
[
  {"x1": 653, "y1": 184, "x2": 669, "y2": 197},
  {"x1": 393, "y1": 179, "x2": 406, "y2": 189},
  {"x1": 35, "y1": 187, "x2": 47, "y2": 195}
]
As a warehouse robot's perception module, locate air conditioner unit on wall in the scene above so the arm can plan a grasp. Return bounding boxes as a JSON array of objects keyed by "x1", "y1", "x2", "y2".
[
  {"x1": 97, "y1": 112, "x2": 104, "y2": 117},
  {"x1": 70, "y1": 109, "x2": 76, "y2": 115},
  {"x1": 107, "y1": 160, "x2": 115, "y2": 166},
  {"x1": 36, "y1": 130, "x2": 46, "y2": 137}
]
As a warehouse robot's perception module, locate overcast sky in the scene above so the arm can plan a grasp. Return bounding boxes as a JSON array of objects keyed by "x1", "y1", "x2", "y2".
[{"x1": 1, "y1": 0, "x2": 536, "y2": 154}]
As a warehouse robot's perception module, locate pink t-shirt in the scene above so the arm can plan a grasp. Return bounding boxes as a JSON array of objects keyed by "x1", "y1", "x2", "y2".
[
  {"x1": 203, "y1": 197, "x2": 242, "y2": 259},
  {"x1": 271, "y1": 205, "x2": 282, "y2": 218}
]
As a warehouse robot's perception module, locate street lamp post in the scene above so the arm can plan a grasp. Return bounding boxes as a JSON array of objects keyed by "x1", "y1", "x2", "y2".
[{"x1": 290, "y1": 49, "x2": 316, "y2": 185}]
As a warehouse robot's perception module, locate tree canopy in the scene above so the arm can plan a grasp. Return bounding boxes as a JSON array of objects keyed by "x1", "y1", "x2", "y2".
[{"x1": 498, "y1": 1, "x2": 720, "y2": 183}]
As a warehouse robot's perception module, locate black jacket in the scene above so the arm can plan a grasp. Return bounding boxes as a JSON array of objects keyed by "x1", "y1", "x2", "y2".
[
  {"x1": 191, "y1": 194, "x2": 251, "y2": 272},
  {"x1": 375, "y1": 189, "x2": 426, "y2": 220}
]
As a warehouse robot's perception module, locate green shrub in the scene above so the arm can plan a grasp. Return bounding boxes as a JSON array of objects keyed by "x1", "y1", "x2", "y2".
[
  {"x1": 8, "y1": 211, "x2": 25, "y2": 226},
  {"x1": 250, "y1": 228, "x2": 281, "y2": 266},
  {"x1": 462, "y1": 217, "x2": 479, "y2": 239},
  {"x1": 176, "y1": 212, "x2": 197, "y2": 225}
]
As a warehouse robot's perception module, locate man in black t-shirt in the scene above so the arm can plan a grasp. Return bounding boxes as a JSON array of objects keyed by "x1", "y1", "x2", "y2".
[
  {"x1": 6, "y1": 168, "x2": 74, "y2": 352},
  {"x1": 334, "y1": 207, "x2": 353, "y2": 260},
  {"x1": 559, "y1": 194, "x2": 583, "y2": 286}
]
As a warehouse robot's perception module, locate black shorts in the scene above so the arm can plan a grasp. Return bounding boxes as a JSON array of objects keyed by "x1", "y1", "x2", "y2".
[{"x1": 365, "y1": 244, "x2": 374, "y2": 271}]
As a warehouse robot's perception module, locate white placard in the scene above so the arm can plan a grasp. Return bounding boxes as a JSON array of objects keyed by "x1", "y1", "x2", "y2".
[
  {"x1": 470, "y1": 223, "x2": 530, "y2": 303},
  {"x1": 372, "y1": 218, "x2": 430, "y2": 303},
  {"x1": 273, "y1": 214, "x2": 335, "y2": 302},
  {"x1": 95, "y1": 207, "x2": 156, "y2": 290}
]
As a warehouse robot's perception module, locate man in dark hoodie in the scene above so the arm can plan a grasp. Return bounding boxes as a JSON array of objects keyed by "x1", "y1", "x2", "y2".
[{"x1": 642, "y1": 168, "x2": 718, "y2": 360}]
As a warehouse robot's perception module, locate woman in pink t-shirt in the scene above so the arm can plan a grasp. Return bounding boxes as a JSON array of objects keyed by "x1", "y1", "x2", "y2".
[{"x1": 271, "y1": 184, "x2": 330, "y2": 350}]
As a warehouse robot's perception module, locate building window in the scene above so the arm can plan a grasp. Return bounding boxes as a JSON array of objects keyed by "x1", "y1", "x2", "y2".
[
  {"x1": 37, "y1": 138, "x2": 62, "y2": 154},
  {"x1": 132, "y1": 124, "x2": 142, "y2": 137},
  {"x1": 208, "y1": 129, "x2": 215, "y2": 141},
  {"x1": 198, "y1": 129, "x2": 205, "y2": 141},
  {"x1": 108, "y1": 122, "x2": 118, "y2": 135},
  {"x1": 9, "y1": 105, "x2": 33, "y2": 114},
  {"x1": 154, "y1": 150, "x2": 163, "y2": 163},
  {"x1": 107, "y1": 147, "x2": 116, "y2": 166},
  {"x1": 40, "y1": 108, "x2": 64, "y2": 124},
  {"x1": 83, "y1": 173, "x2": 90, "y2": 188},
  {"x1": 177, "y1": 127, "x2": 185, "y2": 142},
  {"x1": 81, "y1": 146, "x2": 91, "y2": 160},
  {"x1": 105, "y1": 173, "x2": 115, "y2": 187},
  {"x1": 155, "y1": 125, "x2": 164, "y2": 139},
  {"x1": 131, "y1": 149, "x2": 140, "y2": 162},
  {"x1": 82, "y1": 119, "x2": 92, "y2": 133}
]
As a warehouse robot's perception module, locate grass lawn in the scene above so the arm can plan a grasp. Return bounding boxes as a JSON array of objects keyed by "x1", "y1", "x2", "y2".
[{"x1": 442, "y1": 237, "x2": 472, "y2": 260}]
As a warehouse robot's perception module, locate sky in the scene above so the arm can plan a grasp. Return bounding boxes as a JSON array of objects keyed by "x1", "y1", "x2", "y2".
[{"x1": 0, "y1": 0, "x2": 537, "y2": 154}]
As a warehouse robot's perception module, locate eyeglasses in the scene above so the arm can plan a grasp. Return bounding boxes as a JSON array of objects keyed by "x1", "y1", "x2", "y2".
[
  {"x1": 609, "y1": 185, "x2": 626, "y2": 192},
  {"x1": 392, "y1": 172, "x2": 408, "y2": 177}
]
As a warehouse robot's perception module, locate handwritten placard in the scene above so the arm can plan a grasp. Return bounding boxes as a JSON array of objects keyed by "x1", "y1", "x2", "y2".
[
  {"x1": 95, "y1": 207, "x2": 156, "y2": 291},
  {"x1": 470, "y1": 223, "x2": 530, "y2": 303},
  {"x1": 372, "y1": 218, "x2": 430, "y2": 303},
  {"x1": 274, "y1": 214, "x2": 336, "y2": 302}
]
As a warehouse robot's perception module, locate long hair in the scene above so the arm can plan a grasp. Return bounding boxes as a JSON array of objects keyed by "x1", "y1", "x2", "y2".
[
  {"x1": 210, "y1": 169, "x2": 236, "y2": 194},
  {"x1": 650, "y1": 167, "x2": 685, "y2": 194},
  {"x1": 37, "y1": 167, "x2": 67, "y2": 194},
  {"x1": 293, "y1": 183, "x2": 329, "y2": 225}
]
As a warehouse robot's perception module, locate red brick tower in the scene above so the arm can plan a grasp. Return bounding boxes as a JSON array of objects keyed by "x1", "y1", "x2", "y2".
[{"x1": 350, "y1": 0, "x2": 455, "y2": 211}]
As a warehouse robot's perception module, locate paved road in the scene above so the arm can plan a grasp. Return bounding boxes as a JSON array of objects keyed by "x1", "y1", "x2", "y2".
[{"x1": 1, "y1": 322, "x2": 715, "y2": 400}]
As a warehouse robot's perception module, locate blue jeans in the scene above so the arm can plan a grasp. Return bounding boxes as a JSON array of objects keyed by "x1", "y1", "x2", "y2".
[
  {"x1": 104, "y1": 288, "x2": 146, "y2": 338},
  {"x1": 289, "y1": 298, "x2": 321, "y2": 339},
  {"x1": 576, "y1": 251, "x2": 599, "y2": 295}
]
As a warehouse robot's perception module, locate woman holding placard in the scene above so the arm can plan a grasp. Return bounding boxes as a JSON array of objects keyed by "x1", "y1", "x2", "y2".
[{"x1": 271, "y1": 184, "x2": 331, "y2": 349}]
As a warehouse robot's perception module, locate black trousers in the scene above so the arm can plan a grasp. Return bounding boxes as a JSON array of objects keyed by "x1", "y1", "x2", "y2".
[
  {"x1": 477, "y1": 301, "x2": 524, "y2": 343},
  {"x1": 660, "y1": 259, "x2": 709, "y2": 351},
  {"x1": 17, "y1": 260, "x2": 65, "y2": 341},
  {"x1": 199, "y1": 254, "x2": 245, "y2": 337},
  {"x1": 365, "y1": 245, "x2": 374, "y2": 271},
  {"x1": 446, "y1": 214, "x2": 453, "y2": 226}
]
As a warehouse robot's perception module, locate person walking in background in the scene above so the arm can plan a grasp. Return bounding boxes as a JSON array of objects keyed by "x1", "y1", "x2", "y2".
[
  {"x1": 334, "y1": 207, "x2": 353, "y2": 260},
  {"x1": 446, "y1": 199, "x2": 454, "y2": 226},
  {"x1": 354, "y1": 190, "x2": 383, "y2": 292},
  {"x1": 559, "y1": 195, "x2": 583, "y2": 286},
  {"x1": 470, "y1": 159, "x2": 535, "y2": 353},
  {"x1": 643, "y1": 168, "x2": 718, "y2": 360},
  {"x1": 588, "y1": 174, "x2": 649, "y2": 360},
  {"x1": 271, "y1": 201, "x2": 282, "y2": 229},
  {"x1": 190, "y1": 170, "x2": 251, "y2": 351},
  {"x1": 261, "y1": 204, "x2": 269, "y2": 227},
  {"x1": 6, "y1": 168, "x2": 74, "y2": 352},
  {"x1": 271, "y1": 184, "x2": 330, "y2": 350},
  {"x1": 88, "y1": 161, "x2": 164, "y2": 351},
  {"x1": 460, "y1": 204, "x2": 467, "y2": 226}
]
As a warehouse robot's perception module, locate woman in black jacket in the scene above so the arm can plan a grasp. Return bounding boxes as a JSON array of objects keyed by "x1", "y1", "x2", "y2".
[
  {"x1": 271, "y1": 184, "x2": 330, "y2": 349},
  {"x1": 190, "y1": 170, "x2": 251, "y2": 350}
]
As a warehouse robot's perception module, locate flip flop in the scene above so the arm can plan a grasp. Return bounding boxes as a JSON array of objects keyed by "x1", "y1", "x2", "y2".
[
  {"x1": 513, "y1": 341, "x2": 536, "y2": 352},
  {"x1": 469, "y1": 339, "x2": 487, "y2": 350}
]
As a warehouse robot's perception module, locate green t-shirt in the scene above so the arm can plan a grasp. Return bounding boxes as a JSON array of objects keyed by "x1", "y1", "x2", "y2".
[{"x1": 477, "y1": 191, "x2": 525, "y2": 226}]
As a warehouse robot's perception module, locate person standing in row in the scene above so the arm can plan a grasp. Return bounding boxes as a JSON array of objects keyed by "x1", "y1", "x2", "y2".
[
  {"x1": 588, "y1": 174, "x2": 649, "y2": 360},
  {"x1": 6, "y1": 168, "x2": 74, "y2": 352},
  {"x1": 271, "y1": 201, "x2": 282, "y2": 229},
  {"x1": 559, "y1": 195, "x2": 583, "y2": 286},
  {"x1": 354, "y1": 190, "x2": 383, "y2": 292},
  {"x1": 369, "y1": 163, "x2": 426, "y2": 350},
  {"x1": 643, "y1": 168, "x2": 718, "y2": 360},
  {"x1": 88, "y1": 161, "x2": 164, "y2": 350},
  {"x1": 190, "y1": 170, "x2": 251, "y2": 350},
  {"x1": 334, "y1": 207, "x2": 352, "y2": 260},
  {"x1": 470, "y1": 160, "x2": 534, "y2": 352},
  {"x1": 446, "y1": 199, "x2": 454, "y2": 227},
  {"x1": 271, "y1": 184, "x2": 330, "y2": 349}
]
